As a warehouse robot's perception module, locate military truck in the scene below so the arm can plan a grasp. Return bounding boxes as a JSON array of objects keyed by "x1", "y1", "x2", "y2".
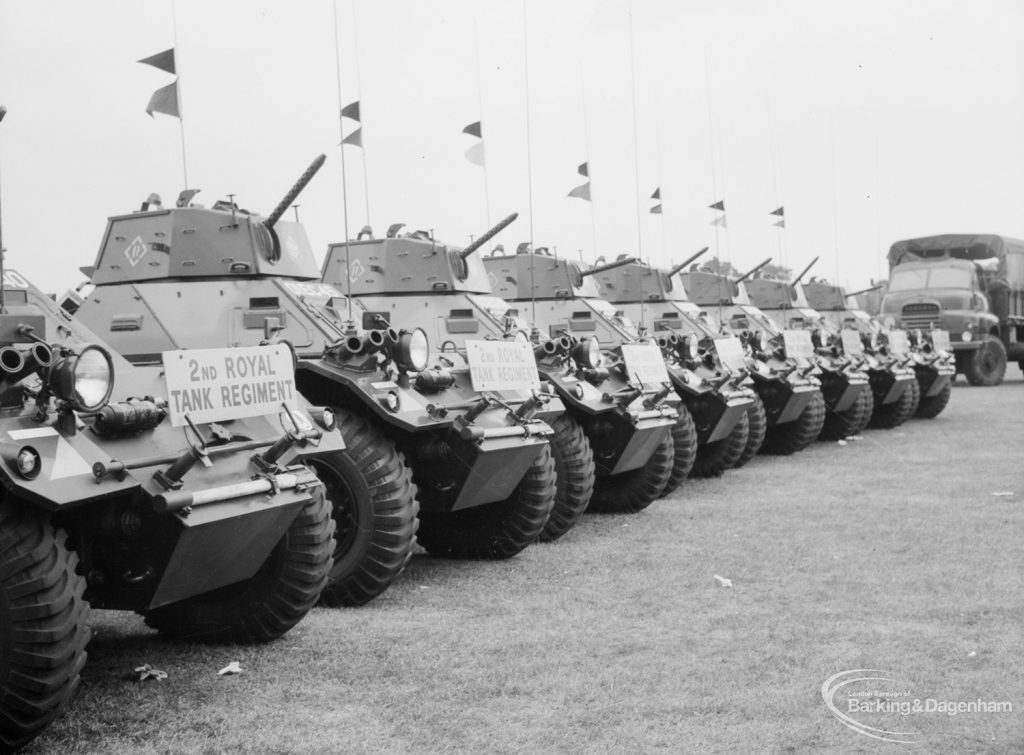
[
  {"x1": 326, "y1": 234, "x2": 678, "y2": 517},
  {"x1": 679, "y1": 263, "x2": 825, "y2": 455},
  {"x1": 881, "y1": 234, "x2": 1024, "y2": 385},
  {"x1": 588, "y1": 253, "x2": 755, "y2": 477},
  {"x1": 804, "y1": 280, "x2": 954, "y2": 420},
  {"x1": 0, "y1": 268, "x2": 342, "y2": 752},
  {"x1": 71, "y1": 157, "x2": 557, "y2": 587},
  {"x1": 741, "y1": 262, "x2": 872, "y2": 440}
]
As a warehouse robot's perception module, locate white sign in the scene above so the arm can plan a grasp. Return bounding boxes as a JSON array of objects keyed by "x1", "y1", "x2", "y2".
[
  {"x1": 841, "y1": 330, "x2": 864, "y2": 355},
  {"x1": 620, "y1": 342, "x2": 671, "y2": 385},
  {"x1": 162, "y1": 345, "x2": 298, "y2": 427},
  {"x1": 464, "y1": 339, "x2": 540, "y2": 392},
  {"x1": 887, "y1": 329, "x2": 910, "y2": 355},
  {"x1": 782, "y1": 329, "x2": 815, "y2": 360},
  {"x1": 714, "y1": 336, "x2": 748, "y2": 372},
  {"x1": 931, "y1": 329, "x2": 951, "y2": 352}
]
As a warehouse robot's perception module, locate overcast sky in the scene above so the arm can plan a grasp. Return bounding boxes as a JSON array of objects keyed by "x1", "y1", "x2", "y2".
[{"x1": 1, "y1": 0, "x2": 1021, "y2": 296}]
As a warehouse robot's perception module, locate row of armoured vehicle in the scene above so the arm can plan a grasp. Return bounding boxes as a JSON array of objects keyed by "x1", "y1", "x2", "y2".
[{"x1": 1, "y1": 155, "x2": 955, "y2": 752}]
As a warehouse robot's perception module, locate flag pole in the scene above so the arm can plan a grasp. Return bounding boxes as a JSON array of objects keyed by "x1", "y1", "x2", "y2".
[
  {"x1": 472, "y1": 13, "x2": 492, "y2": 242},
  {"x1": 351, "y1": 0, "x2": 371, "y2": 230},
  {"x1": 627, "y1": 0, "x2": 647, "y2": 331},
  {"x1": 171, "y1": 0, "x2": 188, "y2": 188},
  {"x1": 522, "y1": 0, "x2": 537, "y2": 324},
  {"x1": 703, "y1": 49, "x2": 726, "y2": 323},
  {"x1": 333, "y1": 0, "x2": 354, "y2": 325},
  {"x1": 578, "y1": 68, "x2": 597, "y2": 262}
]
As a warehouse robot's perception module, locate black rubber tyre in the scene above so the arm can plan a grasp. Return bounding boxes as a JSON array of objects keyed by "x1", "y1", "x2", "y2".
[
  {"x1": 659, "y1": 406, "x2": 699, "y2": 497},
  {"x1": 145, "y1": 487, "x2": 334, "y2": 643},
  {"x1": 588, "y1": 431, "x2": 674, "y2": 513},
  {"x1": 915, "y1": 380, "x2": 952, "y2": 419},
  {"x1": 690, "y1": 411, "x2": 749, "y2": 478},
  {"x1": 867, "y1": 380, "x2": 916, "y2": 430},
  {"x1": 1, "y1": 500, "x2": 90, "y2": 753},
  {"x1": 820, "y1": 387, "x2": 871, "y2": 441},
  {"x1": 416, "y1": 445, "x2": 555, "y2": 559},
  {"x1": 904, "y1": 378, "x2": 921, "y2": 417},
  {"x1": 964, "y1": 336, "x2": 1007, "y2": 386},
  {"x1": 734, "y1": 394, "x2": 767, "y2": 468},
  {"x1": 760, "y1": 389, "x2": 826, "y2": 455},
  {"x1": 540, "y1": 414, "x2": 595, "y2": 542},
  {"x1": 853, "y1": 386, "x2": 874, "y2": 435},
  {"x1": 315, "y1": 409, "x2": 418, "y2": 607}
]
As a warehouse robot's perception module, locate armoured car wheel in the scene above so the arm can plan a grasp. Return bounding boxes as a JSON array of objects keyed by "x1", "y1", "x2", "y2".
[
  {"x1": 733, "y1": 395, "x2": 766, "y2": 468},
  {"x1": 144, "y1": 487, "x2": 334, "y2": 643},
  {"x1": 868, "y1": 380, "x2": 915, "y2": 429},
  {"x1": 0, "y1": 500, "x2": 90, "y2": 753},
  {"x1": 915, "y1": 380, "x2": 952, "y2": 419},
  {"x1": 315, "y1": 409, "x2": 418, "y2": 607},
  {"x1": 416, "y1": 445, "x2": 555, "y2": 559},
  {"x1": 690, "y1": 411, "x2": 749, "y2": 478},
  {"x1": 588, "y1": 431, "x2": 674, "y2": 513},
  {"x1": 659, "y1": 406, "x2": 698, "y2": 496},
  {"x1": 820, "y1": 387, "x2": 871, "y2": 441},
  {"x1": 904, "y1": 378, "x2": 921, "y2": 417},
  {"x1": 540, "y1": 415, "x2": 595, "y2": 542},
  {"x1": 760, "y1": 390, "x2": 826, "y2": 455},
  {"x1": 964, "y1": 336, "x2": 1006, "y2": 386},
  {"x1": 853, "y1": 386, "x2": 874, "y2": 435}
]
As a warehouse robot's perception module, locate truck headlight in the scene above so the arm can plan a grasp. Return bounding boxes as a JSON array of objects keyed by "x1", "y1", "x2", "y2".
[
  {"x1": 50, "y1": 344, "x2": 114, "y2": 412},
  {"x1": 962, "y1": 330, "x2": 972, "y2": 342}
]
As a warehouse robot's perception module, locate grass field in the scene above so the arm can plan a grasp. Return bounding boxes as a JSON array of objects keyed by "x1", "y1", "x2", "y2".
[{"x1": 23, "y1": 375, "x2": 1024, "y2": 754}]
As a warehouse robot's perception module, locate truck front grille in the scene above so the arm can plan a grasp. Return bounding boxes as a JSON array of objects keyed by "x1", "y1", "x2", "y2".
[{"x1": 901, "y1": 302, "x2": 941, "y2": 330}]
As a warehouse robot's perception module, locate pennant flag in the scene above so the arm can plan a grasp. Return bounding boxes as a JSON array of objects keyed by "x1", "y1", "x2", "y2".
[
  {"x1": 341, "y1": 127, "x2": 363, "y2": 148},
  {"x1": 770, "y1": 206, "x2": 785, "y2": 217},
  {"x1": 138, "y1": 48, "x2": 176, "y2": 75},
  {"x1": 651, "y1": 187, "x2": 660, "y2": 200},
  {"x1": 709, "y1": 199, "x2": 726, "y2": 211},
  {"x1": 650, "y1": 203, "x2": 662, "y2": 215},
  {"x1": 710, "y1": 215, "x2": 728, "y2": 228},
  {"x1": 463, "y1": 121, "x2": 485, "y2": 167},
  {"x1": 145, "y1": 80, "x2": 180, "y2": 118},
  {"x1": 773, "y1": 219, "x2": 786, "y2": 229},
  {"x1": 649, "y1": 186, "x2": 661, "y2": 213},
  {"x1": 568, "y1": 182, "x2": 591, "y2": 201},
  {"x1": 577, "y1": 162, "x2": 589, "y2": 177},
  {"x1": 341, "y1": 100, "x2": 361, "y2": 121}
]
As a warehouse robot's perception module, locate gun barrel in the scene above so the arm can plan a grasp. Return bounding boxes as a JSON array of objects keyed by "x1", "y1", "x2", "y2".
[
  {"x1": 791, "y1": 256, "x2": 820, "y2": 286},
  {"x1": 460, "y1": 212, "x2": 519, "y2": 259},
  {"x1": 734, "y1": 257, "x2": 773, "y2": 284},
  {"x1": 844, "y1": 284, "x2": 883, "y2": 298},
  {"x1": 581, "y1": 256, "x2": 639, "y2": 277},
  {"x1": 265, "y1": 154, "x2": 327, "y2": 229},
  {"x1": 667, "y1": 247, "x2": 710, "y2": 278}
]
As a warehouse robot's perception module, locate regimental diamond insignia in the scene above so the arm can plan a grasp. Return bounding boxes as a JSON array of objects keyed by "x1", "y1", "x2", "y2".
[
  {"x1": 124, "y1": 236, "x2": 148, "y2": 267},
  {"x1": 349, "y1": 258, "x2": 365, "y2": 282}
]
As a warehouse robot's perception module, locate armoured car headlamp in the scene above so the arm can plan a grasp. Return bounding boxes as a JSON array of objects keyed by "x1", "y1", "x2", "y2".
[
  {"x1": 2, "y1": 444, "x2": 42, "y2": 480},
  {"x1": 513, "y1": 329, "x2": 531, "y2": 344},
  {"x1": 573, "y1": 337, "x2": 602, "y2": 369},
  {"x1": 50, "y1": 344, "x2": 114, "y2": 412},
  {"x1": 309, "y1": 408, "x2": 337, "y2": 431},
  {"x1": 395, "y1": 328, "x2": 430, "y2": 372},
  {"x1": 754, "y1": 331, "x2": 768, "y2": 352},
  {"x1": 682, "y1": 336, "x2": 699, "y2": 360}
]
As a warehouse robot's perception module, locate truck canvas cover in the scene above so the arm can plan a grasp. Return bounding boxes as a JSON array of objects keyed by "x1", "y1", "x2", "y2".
[{"x1": 888, "y1": 234, "x2": 1024, "y2": 290}]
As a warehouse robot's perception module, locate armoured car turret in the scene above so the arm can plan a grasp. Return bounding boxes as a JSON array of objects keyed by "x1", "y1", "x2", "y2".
[
  {"x1": 72, "y1": 156, "x2": 557, "y2": 582},
  {"x1": 678, "y1": 263, "x2": 826, "y2": 455},
  {"x1": 589, "y1": 252, "x2": 756, "y2": 477},
  {"x1": 479, "y1": 250, "x2": 693, "y2": 505},
  {"x1": 803, "y1": 280, "x2": 953, "y2": 421},
  {"x1": 0, "y1": 268, "x2": 344, "y2": 752},
  {"x1": 741, "y1": 261, "x2": 872, "y2": 440},
  {"x1": 323, "y1": 227, "x2": 679, "y2": 520}
]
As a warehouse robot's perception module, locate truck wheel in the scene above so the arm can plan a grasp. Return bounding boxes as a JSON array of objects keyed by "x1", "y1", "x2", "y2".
[
  {"x1": 416, "y1": 445, "x2": 555, "y2": 559},
  {"x1": 853, "y1": 387, "x2": 874, "y2": 434},
  {"x1": 1, "y1": 500, "x2": 90, "y2": 753},
  {"x1": 660, "y1": 406, "x2": 698, "y2": 496},
  {"x1": 588, "y1": 431, "x2": 674, "y2": 513},
  {"x1": 915, "y1": 380, "x2": 952, "y2": 419},
  {"x1": 540, "y1": 415, "x2": 595, "y2": 542},
  {"x1": 965, "y1": 336, "x2": 1006, "y2": 386},
  {"x1": 734, "y1": 394, "x2": 766, "y2": 468},
  {"x1": 315, "y1": 409, "x2": 418, "y2": 607},
  {"x1": 144, "y1": 486, "x2": 334, "y2": 643},
  {"x1": 820, "y1": 387, "x2": 871, "y2": 441},
  {"x1": 760, "y1": 390, "x2": 826, "y2": 455},
  {"x1": 690, "y1": 411, "x2": 749, "y2": 478},
  {"x1": 868, "y1": 381, "x2": 915, "y2": 429}
]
